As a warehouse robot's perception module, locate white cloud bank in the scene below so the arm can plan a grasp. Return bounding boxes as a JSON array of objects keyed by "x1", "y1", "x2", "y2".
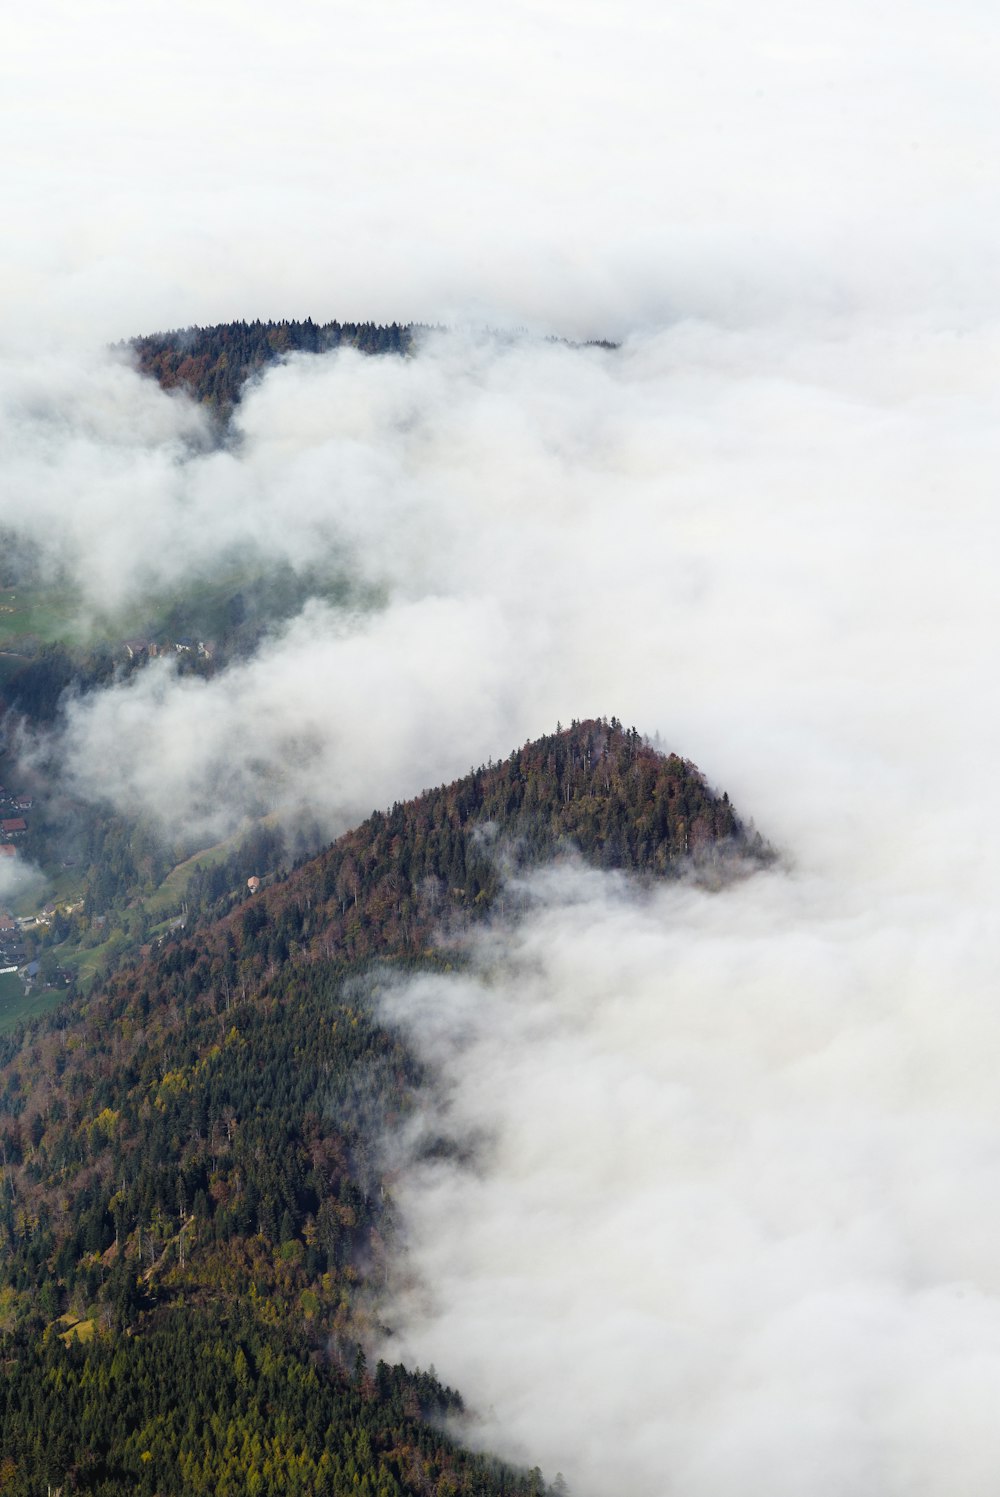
[
  {"x1": 3, "y1": 0, "x2": 998, "y2": 347},
  {"x1": 376, "y1": 856, "x2": 1000, "y2": 1497},
  {"x1": 12, "y1": 315, "x2": 990, "y2": 870}
]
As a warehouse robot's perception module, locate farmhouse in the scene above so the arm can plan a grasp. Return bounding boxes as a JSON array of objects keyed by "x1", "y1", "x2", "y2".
[{"x1": 1, "y1": 819, "x2": 26, "y2": 836}]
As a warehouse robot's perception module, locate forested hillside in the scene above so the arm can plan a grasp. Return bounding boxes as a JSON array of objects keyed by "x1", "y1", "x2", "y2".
[
  {"x1": 235, "y1": 715, "x2": 765, "y2": 964},
  {"x1": 128, "y1": 319, "x2": 416, "y2": 411},
  {"x1": 0, "y1": 720, "x2": 766, "y2": 1493}
]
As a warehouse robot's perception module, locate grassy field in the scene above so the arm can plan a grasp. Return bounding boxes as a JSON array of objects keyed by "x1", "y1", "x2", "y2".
[
  {"x1": 142, "y1": 836, "x2": 234, "y2": 917},
  {"x1": 0, "y1": 971, "x2": 22, "y2": 1006},
  {"x1": 57, "y1": 931, "x2": 130, "y2": 986},
  {"x1": 0, "y1": 556, "x2": 372, "y2": 667},
  {"x1": 0, "y1": 584, "x2": 88, "y2": 649},
  {"x1": 0, "y1": 971, "x2": 67, "y2": 1034},
  {"x1": 45, "y1": 866, "x2": 87, "y2": 908}
]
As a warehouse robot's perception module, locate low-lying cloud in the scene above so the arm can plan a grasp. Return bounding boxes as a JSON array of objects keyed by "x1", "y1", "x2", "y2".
[
  {"x1": 6, "y1": 313, "x2": 999, "y2": 1497},
  {"x1": 5, "y1": 1, "x2": 999, "y2": 349},
  {"x1": 10, "y1": 313, "x2": 992, "y2": 865},
  {"x1": 58, "y1": 593, "x2": 522, "y2": 845},
  {"x1": 375, "y1": 852, "x2": 1000, "y2": 1497}
]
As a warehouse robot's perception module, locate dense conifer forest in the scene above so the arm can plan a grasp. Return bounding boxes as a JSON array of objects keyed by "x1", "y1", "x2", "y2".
[
  {"x1": 127, "y1": 320, "x2": 416, "y2": 412},
  {"x1": 0, "y1": 718, "x2": 766, "y2": 1491}
]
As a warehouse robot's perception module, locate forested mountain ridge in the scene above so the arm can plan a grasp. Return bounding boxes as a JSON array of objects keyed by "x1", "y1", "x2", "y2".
[
  {"x1": 128, "y1": 319, "x2": 417, "y2": 411},
  {"x1": 232, "y1": 715, "x2": 767, "y2": 966},
  {"x1": 127, "y1": 319, "x2": 620, "y2": 412},
  {"x1": 0, "y1": 720, "x2": 767, "y2": 1494}
]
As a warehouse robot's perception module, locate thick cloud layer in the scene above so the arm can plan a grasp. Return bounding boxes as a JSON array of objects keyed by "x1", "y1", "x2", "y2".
[
  {"x1": 376, "y1": 857, "x2": 1000, "y2": 1497},
  {"x1": 4, "y1": 1, "x2": 998, "y2": 347},
  {"x1": 11, "y1": 317, "x2": 990, "y2": 863}
]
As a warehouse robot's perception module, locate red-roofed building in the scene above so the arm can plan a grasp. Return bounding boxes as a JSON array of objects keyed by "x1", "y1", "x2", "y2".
[
  {"x1": 1, "y1": 819, "x2": 26, "y2": 836},
  {"x1": 0, "y1": 844, "x2": 17, "y2": 857}
]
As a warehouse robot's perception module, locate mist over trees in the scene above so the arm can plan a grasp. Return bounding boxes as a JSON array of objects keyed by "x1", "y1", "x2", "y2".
[{"x1": 0, "y1": 717, "x2": 751, "y2": 1492}]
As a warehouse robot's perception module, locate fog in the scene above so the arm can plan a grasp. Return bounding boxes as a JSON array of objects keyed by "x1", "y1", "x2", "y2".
[
  {"x1": 5, "y1": 310, "x2": 1000, "y2": 1493},
  {"x1": 376, "y1": 857, "x2": 1000, "y2": 1497},
  {"x1": 0, "y1": 856, "x2": 45, "y2": 912},
  {"x1": 333, "y1": 311, "x2": 998, "y2": 1497},
  {"x1": 4, "y1": 1, "x2": 998, "y2": 348},
  {"x1": 4, "y1": 0, "x2": 1000, "y2": 1490},
  {"x1": 4, "y1": 317, "x2": 994, "y2": 858}
]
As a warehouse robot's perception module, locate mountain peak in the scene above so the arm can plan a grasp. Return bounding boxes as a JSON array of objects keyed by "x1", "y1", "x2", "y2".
[{"x1": 238, "y1": 716, "x2": 768, "y2": 968}]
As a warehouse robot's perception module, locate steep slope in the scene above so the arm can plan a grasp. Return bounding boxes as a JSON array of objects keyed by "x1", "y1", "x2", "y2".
[
  {"x1": 221, "y1": 716, "x2": 766, "y2": 965},
  {"x1": 0, "y1": 720, "x2": 767, "y2": 1494}
]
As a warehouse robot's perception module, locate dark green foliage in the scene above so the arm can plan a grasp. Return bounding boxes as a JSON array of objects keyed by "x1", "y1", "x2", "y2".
[
  {"x1": 128, "y1": 319, "x2": 418, "y2": 412},
  {"x1": 0, "y1": 1303, "x2": 542, "y2": 1496},
  {"x1": 2, "y1": 638, "x2": 144, "y2": 726},
  {"x1": 3, "y1": 643, "x2": 117, "y2": 724},
  {"x1": 184, "y1": 823, "x2": 287, "y2": 916},
  {"x1": 79, "y1": 812, "x2": 171, "y2": 917}
]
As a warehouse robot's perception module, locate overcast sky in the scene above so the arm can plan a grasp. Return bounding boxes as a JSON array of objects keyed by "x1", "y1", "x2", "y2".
[
  {"x1": 4, "y1": 5, "x2": 1000, "y2": 1494},
  {"x1": 3, "y1": 1, "x2": 998, "y2": 347}
]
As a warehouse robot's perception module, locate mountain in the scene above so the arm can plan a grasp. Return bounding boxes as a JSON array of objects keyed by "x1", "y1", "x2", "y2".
[
  {"x1": 0, "y1": 720, "x2": 767, "y2": 1494},
  {"x1": 126, "y1": 320, "x2": 620, "y2": 414},
  {"x1": 127, "y1": 319, "x2": 416, "y2": 412}
]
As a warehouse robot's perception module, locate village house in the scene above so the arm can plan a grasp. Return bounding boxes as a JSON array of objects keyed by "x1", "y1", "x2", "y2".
[{"x1": 1, "y1": 818, "x2": 26, "y2": 837}]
